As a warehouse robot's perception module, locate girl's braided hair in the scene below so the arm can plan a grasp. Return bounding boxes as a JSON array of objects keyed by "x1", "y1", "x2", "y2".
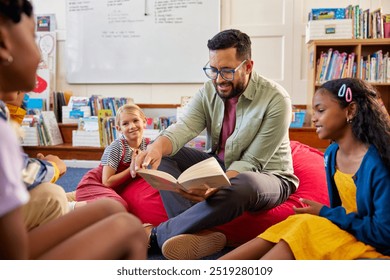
[{"x1": 0, "y1": 0, "x2": 33, "y2": 23}]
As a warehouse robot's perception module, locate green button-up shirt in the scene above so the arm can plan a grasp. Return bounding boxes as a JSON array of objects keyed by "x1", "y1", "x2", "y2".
[{"x1": 161, "y1": 71, "x2": 299, "y2": 189}]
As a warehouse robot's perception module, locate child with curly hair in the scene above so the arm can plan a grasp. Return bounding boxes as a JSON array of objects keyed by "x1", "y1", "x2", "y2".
[{"x1": 220, "y1": 78, "x2": 390, "y2": 260}]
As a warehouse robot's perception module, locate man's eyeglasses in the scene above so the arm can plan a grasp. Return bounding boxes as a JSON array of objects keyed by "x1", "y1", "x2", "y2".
[{"x1": 203, "y1": 60, "x2": 247, "y2": 81}]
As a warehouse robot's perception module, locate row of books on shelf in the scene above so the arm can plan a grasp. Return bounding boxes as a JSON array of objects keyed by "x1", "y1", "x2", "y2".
[
  {"x1": 20, "y1": 103, "x2": 204, "y2": 150},
  {"x1": 360, "y1": 50, "x2": 390, "y2": 82},
  {"x1": 21, "y1": 105, "x2": 308, "y2": 149},
  {"x1": 21, "y1": 92, "x2": 179, "y2": 147},
  {"x1": 316, "y1": 48, "x2": 390, "y2": 84},
  {"x1": 52, "y1": 92, "x2": 135, "y2": 124},
  {"x1": 21, "y1": 111, "x2": 63, "y2": 146},
  {"x1": 308, "y1": 6, "x2": 390, "y2": 39},
  {"x1": 72, "y1": 107, "x2": 177, "y2": 148},
  {"x1": 89, "y1": 95, "x2": 134, "y2": 117},
  {"x1": 316, "y1": 48, "x2": 357, "y2": 83},
  {"x1": 73, "y1": 113, "x2": 205, "y2": 151}
]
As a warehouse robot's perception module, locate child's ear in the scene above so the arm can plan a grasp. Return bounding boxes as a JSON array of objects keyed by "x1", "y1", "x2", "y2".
[
  {"x1": 347, "y1": 101, "x2": 357, "y2": 119},
  {"x1": 0, "y1": 23, "x2": 11, "y2": 58},
  {"x1": 116, "y1": 125, "x2": 121, "y2": 132},
  {"x1": 0, "y1": 25, "x2": 12, "y2": 64}
]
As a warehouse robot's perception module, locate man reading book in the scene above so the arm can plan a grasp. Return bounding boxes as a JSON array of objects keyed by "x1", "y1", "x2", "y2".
[{"x1": 132, "y1": 29, "x2": 299, "y2": 260}]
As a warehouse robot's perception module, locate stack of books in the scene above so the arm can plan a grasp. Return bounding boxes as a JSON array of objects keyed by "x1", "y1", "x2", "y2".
[
  {"x1": 72, "y1": 117, "x2": 100, "y2": 147},
  {"x1": 20, "y1": 111, "x2": 63, "y2": 146}
]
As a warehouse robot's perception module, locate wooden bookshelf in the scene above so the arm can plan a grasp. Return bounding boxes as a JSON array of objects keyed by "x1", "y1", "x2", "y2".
[
  {"x1": 289, "y1": 127, "x2": 330, "y2": 150},
  {"x1": 23, "y1": 144, "x2": 104, "y2": 160},
  {"x1": 22, "y1": 124, "x2": 330, "y2": 160},
  {"x1": 22, "y1": 123, "x2": 104, "y2": 160},
  {"x1": 307, "y1": 39, "x2": 390, "y2": 120}
]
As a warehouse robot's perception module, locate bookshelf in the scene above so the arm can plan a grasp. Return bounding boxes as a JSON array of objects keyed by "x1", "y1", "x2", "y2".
[
  {"x1": 22, "y1": 103, "x2": 179, "y2": 160},
  {"x1": 22, "y1": 123, "x2": 330, "y2": 160},
  {"x1": 307, "y1": 38, "x2": 390, "y2": 120}
]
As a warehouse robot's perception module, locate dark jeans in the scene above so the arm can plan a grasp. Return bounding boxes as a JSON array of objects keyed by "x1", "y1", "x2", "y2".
[{"x1": 155, "y1": 147, "x2": 293, "y2": 247}]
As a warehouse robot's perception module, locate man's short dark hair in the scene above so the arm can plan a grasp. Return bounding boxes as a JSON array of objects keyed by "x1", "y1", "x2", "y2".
[{"x1": 207, "y1": 29, "x2": 251, "y2": 60}]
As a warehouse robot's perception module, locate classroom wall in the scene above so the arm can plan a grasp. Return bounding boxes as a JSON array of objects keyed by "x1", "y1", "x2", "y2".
[{"x1": 31, "y1": 0, "x2": 389, "y2": 106}]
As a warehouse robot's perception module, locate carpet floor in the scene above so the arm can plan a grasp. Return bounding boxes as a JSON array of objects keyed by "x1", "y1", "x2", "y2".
[{"x1": 57, "y1": 167, "x2": 91, "y2": 193}]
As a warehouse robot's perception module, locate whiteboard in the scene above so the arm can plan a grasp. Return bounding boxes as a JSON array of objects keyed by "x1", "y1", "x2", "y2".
[{"x1": 65, "y1": 0, "x2": 220, "y2": 83}]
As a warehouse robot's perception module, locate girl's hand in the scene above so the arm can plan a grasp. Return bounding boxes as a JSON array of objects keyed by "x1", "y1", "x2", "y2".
[
  {"x1": 130, "y1": 149, "x2": 139, "y2": 178},
  {"x1": 293, "y1": 198, "x2": 324, "y2": 216}
]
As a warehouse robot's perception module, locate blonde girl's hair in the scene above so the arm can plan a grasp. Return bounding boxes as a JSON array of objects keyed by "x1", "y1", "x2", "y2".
[{"x1": 115, "y1": 103, "x2": 146, "y2": 126}]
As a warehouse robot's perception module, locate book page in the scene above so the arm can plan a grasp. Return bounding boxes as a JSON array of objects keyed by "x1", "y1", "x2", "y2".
[
  {"x1": 178, "y1": 157, "x2": 230, "y2": 190},
  {"x1": 179, "y1": 174, "x2": 230, "y2": 191},
  {"x1": 136, "y1": 169, "x2": 179, "y2": 192},
  {"x1": 137, "y1": 157, "x2": 230, "y2": 192}
]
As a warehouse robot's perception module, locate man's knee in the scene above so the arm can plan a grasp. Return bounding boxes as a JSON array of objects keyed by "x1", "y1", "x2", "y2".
[{"x1": 229, "y1": 173, "x2": 259, "y2": 196}]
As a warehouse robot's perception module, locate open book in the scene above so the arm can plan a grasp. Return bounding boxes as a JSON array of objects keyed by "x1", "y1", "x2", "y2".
[{"x1": 136, "y1": 157, "x2": 231, "y2": 192}]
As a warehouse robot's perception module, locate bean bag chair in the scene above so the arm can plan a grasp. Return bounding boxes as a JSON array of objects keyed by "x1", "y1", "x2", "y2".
[
  {"x1": 120, "y1": 176, "x2": 168, "y2": 226},
  {"x1": 214, "y1": 140, "x2": 330, "y2": 247},
  {"x1": 120, "y1": 141, "x2": 329, "y2": 247}
]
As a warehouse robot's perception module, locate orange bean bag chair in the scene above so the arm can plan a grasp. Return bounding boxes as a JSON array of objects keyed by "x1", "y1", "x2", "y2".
[{"x1": 214, "y1": 140, "x2": 330, "y2": 246}]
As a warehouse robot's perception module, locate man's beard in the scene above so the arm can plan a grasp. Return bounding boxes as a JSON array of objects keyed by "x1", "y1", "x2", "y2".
[{"x1": 214, "y1": 80, "x2": 246, "y2": 99}]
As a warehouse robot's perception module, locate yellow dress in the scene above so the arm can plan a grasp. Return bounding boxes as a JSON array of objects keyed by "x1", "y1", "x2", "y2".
[{"x1": 259, "y1": 169, "x2": 389, "y2": 259}]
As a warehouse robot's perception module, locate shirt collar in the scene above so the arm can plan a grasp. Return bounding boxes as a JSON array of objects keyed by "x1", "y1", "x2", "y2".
[{"x1": 0, "y1": 100, "x2": 8, "y2": 121}]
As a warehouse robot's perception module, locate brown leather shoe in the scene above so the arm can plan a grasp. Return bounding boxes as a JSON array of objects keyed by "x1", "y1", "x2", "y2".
[{"x1": 162, "y1": 231, "x2": 226, "y2": 260}]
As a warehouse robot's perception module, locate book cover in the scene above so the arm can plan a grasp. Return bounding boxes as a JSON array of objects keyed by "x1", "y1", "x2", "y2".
[
  {"x1": 72, "y1": 130, "x2": 100, "y2": 147},
  {"x1": 137, "y1": 157, "x2": 231, "y2": 192},
  {"x1": 325, "y1": 50, "x2": 339, "y2": 81},
  {"x1": 20, "y1": 126, "x2": 39, "y2": 146},
  {"x1": 318, "y1": 51, "x2": 329, "y2": 82},
  {"x1": 78, "y1": 116, "x2": 99, "y2": 131},
  {"x1": 40, "y1": 111, "x2": 64, "y2": 146},
  {"x1": 384, "y1": 22, "x2": 390, "y2": 38},
  {"x1": 322, "y1": 48, "x2": 333, "y2": 82},
  {"x1": 387, "y1": 55, "x2": 390, "y2": 83},
  {"x1": 25, "y1": 98, "x2": 44, "y2": 111},
  {"x1": 347, "y1": 52, "x2": 355, "y2": 77},
  {"x1": 37, "y1": 122, "x2": 49, "y2": 146},
  {"x1": 333, "y1": 52, "x2": 347, "y2": 79},
  {"x1": 98, "y1": 109, "x2": 113, "y2": 147}
]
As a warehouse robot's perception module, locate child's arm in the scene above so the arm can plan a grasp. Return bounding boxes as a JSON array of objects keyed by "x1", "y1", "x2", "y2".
[
  {"x1": 36, "y1": 153, "x2": 67, "y2": 178},
  {"x1": 102, "y1": 165, "x2": 132, "y2": 188},
  {"x1": 22, "y1": 153, "x2": 66, "y2": 190}
]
